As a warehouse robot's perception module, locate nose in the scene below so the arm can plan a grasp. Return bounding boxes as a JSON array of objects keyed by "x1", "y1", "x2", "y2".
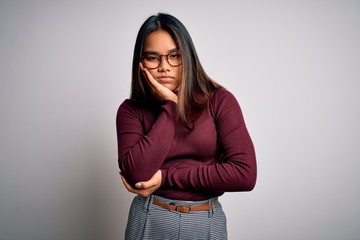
[{"x1": 157, "y1": 56, "x2": 170, "y2": 72}]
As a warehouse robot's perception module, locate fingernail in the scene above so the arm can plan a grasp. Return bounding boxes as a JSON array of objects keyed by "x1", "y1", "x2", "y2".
[{"x1": 135, "y1": 183, "x2": 141, "y2": 188}]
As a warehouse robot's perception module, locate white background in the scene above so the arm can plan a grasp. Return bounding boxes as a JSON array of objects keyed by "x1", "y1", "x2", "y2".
[{"x1": 1, "y1": 1, "x2": 359, "y2": 239}]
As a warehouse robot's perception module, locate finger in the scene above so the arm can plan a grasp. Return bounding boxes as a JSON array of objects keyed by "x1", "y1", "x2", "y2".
[
  {"x1": 142, "y1": 66, "x2": 159, "y2": 87},
  {"x1": 135, "y1": 181, "x2": 154, "y2": 189},
  {"x1": 136, "y1": 170, "x2": 162, "y2": 189},
  {"x1": 139, "y1": 62, "x2": 152, "y2": 81},
  {"x1": 121, "y1": 175, "x2": 135, "y2": 191},
  {"x1": 145, "y1": 71, "x2": 156, "y2": 86},
  {"x1": 139, "y1": 63, "x2": 152, "y2": 84},
  {"x1": 139, "y1": 63, "x2": 158, "y2": 90}
]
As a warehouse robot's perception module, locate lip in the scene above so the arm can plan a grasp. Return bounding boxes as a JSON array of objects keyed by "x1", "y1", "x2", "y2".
[{"x1": 157, "y1": 76, "x2": 174, "y2": 83}]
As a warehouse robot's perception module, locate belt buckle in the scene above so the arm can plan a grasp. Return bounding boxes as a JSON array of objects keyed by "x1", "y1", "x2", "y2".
[{"x1": 175, "y1": 205, "x2": 191, "y2": 213}]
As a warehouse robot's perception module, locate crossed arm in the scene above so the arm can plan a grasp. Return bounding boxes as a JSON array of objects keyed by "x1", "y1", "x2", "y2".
[{"x1": 117, "y1": 64, "x2": 256, "y2": 197}]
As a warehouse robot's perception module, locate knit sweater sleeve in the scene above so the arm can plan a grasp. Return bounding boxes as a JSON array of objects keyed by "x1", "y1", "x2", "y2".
[
  {"x1": 116, "y1": 100, "x2": 177, "y2": 185},
  {"x1": 162, "y1": 90, "x2": 257, "y2": 192}
]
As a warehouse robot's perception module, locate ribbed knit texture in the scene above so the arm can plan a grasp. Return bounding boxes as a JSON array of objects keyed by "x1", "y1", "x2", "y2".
[{"x1": 117, "y1": 88, "x2": 256, "y2": 201}]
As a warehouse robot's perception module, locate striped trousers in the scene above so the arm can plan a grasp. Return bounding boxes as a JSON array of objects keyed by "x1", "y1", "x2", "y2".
[{"x1": 125, "y1": 195, "x2": 227, "y2": 240}]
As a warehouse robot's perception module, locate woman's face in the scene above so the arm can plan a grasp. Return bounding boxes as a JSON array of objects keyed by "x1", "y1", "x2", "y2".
[{"x1": 142, "y1": 29, "x2": 182, "y2": 92}]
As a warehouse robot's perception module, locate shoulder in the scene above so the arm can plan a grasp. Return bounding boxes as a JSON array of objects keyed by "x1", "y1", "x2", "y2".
[
  {"x1": 116, "y1": 99, "x2": 145, "y2": 121},
  {"x1": 210, "y1": 88, "x2": 240, "y2": 113},
  {"x1": 117, "y1": 99, "x2": 166, "y2": 120},
  {"x1": 118, "y1": 99, "x2": 140, "y2": 112},
  {"x1": 211, "y1": 87, "x2": 237, "y2": 101}
]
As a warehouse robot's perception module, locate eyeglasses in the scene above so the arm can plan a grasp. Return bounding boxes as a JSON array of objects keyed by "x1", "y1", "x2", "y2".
[{"x1": 141, "y1": 50, "x2": 182, "y2": 69}]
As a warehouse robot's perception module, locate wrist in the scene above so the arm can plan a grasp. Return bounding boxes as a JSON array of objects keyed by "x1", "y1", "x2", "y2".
[{"x1": 171, "y1": 96, "x2": 178, "y2": 103}]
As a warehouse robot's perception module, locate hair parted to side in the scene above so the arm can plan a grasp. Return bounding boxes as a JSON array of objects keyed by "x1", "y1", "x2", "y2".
[{"x1": 131, "y1": 13, "x2": 222, "y2": 129}]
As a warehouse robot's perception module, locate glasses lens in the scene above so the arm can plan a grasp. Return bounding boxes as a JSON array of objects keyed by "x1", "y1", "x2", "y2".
[
  {"x1": 167, "y1": 51, "x2": 181, "y2": 66},
  {"x1": 143, "y1": 54, "x2": 160, "y2": 69}
]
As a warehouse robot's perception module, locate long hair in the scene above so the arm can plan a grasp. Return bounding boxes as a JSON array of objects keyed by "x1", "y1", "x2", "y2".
[{"x1": 131, "y1": 13, "x2": 221, "y2": 129}]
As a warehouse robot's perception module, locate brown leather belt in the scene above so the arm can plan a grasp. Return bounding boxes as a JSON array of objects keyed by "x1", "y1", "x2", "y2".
[{"x1": 152, "y1": 198, "x2": 219, "y2": 213}]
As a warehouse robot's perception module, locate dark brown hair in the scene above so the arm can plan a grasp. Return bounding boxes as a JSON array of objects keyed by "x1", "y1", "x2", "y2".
[{"x1": 131, "y1": 13, "x2": 221, "y2": 129}]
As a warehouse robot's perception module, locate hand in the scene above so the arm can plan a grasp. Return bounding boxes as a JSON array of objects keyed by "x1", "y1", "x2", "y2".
[
  {"x1": 140, "y1": 63, "x2": 178, "y2": 103},
  {"x1": 120, "y1": 170, "x2": 162, "y2": 198}
]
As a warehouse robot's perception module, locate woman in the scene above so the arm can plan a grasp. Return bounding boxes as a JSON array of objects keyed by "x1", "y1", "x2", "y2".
[{"x1": 116, "y1": 13, "x2": 256, "y2": 239}]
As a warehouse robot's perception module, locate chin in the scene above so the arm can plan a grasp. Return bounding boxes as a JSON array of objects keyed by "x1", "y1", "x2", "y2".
[{"x1": 163, "y1": 84, "x2": 178, "y2": 92}]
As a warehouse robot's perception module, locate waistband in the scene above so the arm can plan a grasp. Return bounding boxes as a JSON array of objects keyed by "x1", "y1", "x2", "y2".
[{"x1": 150, "y1": 195, "x2": 219, "y2": 213}]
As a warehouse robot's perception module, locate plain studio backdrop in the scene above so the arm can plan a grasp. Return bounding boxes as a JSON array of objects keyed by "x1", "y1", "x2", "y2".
[{"x1": 1, "y1": 1, "x2": 359, "y2": 239}]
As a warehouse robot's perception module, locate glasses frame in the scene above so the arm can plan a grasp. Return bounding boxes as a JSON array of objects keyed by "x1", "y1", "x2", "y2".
[{"x1": 141, "y1": 50, "x2": 182, "y2": 69}]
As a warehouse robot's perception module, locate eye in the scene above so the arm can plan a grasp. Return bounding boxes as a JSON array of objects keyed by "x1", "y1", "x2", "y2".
[
  {"x1": 145, "y1": 55, "x2": 160, "y2": 62},
  {"x1": 169, "y1": 52, "x2": 181, "y2": 59}
]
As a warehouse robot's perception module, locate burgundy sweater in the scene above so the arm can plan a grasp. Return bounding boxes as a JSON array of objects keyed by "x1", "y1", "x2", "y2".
[{"x1": 116, "y1": 88, "x2": 256, "y2": 201}]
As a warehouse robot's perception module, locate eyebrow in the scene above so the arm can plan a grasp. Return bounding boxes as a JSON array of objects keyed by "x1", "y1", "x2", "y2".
[{"x1": 143, "y1": 48, "x2": 179, "y2": 55}]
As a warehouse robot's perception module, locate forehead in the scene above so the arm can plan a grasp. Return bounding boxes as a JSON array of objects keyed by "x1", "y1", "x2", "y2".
[{"x1": 143, "y1": 29, "x2": 177, "y2": 52}]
